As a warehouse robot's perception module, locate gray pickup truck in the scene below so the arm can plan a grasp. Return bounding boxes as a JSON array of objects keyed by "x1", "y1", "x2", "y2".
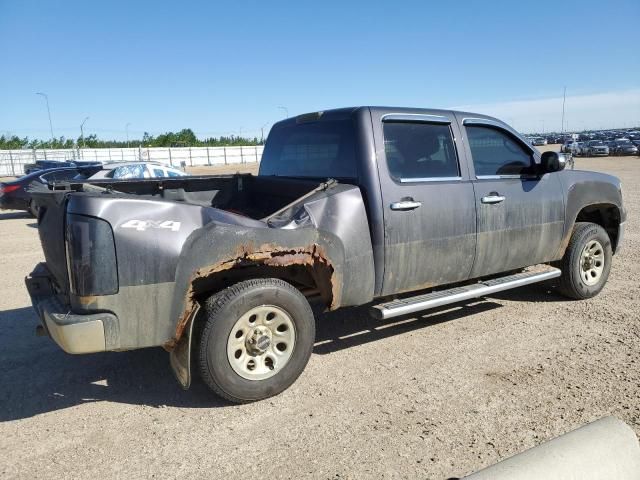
[{"x1": 26, "y1": 107, "x2": 626, "y2": 403}]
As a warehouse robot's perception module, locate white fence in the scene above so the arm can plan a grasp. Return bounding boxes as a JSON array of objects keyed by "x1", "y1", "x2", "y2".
[{"x1": 0, "y1": 146, "x2": 264, "y2": 176}]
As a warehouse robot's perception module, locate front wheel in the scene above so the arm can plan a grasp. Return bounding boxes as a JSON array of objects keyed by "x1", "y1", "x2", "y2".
[
  {"x1": 557, "y1": 222, "x2": 612, "y2": 299},
  {"x1": 198, "y1": 278, "x2": 315, "y2": 403}
]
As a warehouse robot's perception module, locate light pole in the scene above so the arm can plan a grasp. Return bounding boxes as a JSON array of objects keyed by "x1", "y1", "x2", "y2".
[
  {"x1": 560, "y1": 86, "x2": 567, "y2": 135},
  {"x1": 261, "y1": 122, "x2": 270, "y2": 143},
  {"x1": 126, "y1": 123, "x2": 131, "y2": 148},
  {"x1": 80, "y1": 116, "x2": 89, "y2": 148},
  {"x1": 277, "y1": 106, "x2": 289, "y2": 118},
  {"x1": 36, "y1": 92, "x2": 54, "y2": 140}
]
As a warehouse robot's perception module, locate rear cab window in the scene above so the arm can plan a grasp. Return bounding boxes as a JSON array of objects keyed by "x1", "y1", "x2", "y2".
[{"x1": 259, "y1": 118, "x2": 357, "y2": 179}]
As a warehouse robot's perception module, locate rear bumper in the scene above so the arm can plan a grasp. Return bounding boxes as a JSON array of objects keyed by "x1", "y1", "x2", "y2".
[{"x1": 25, "y1": 264, "x2": 118, "y2": 354}]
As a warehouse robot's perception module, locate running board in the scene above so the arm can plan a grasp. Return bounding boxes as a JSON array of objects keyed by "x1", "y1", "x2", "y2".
[{"x1": 370, "y1": 267, "x2": 561, "y2": 320}]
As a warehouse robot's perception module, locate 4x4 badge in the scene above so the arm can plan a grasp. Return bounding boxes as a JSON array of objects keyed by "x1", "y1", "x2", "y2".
[{"x1": 120, "y1": 220, "x2": 181, "y2": 232}]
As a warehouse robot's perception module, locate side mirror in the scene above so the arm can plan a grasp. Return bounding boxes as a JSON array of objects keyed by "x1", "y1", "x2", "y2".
[{"x1": 540, "y1": 151, "x2": 567, "y2": 173}]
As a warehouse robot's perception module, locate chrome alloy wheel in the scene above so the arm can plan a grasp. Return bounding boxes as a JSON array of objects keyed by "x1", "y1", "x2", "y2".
[
  {"x1": 226, "y1": 305, "x2": 296, "y2": 380},
  {"x1": 580, "y1": 239, "x2": 605, "y2": 286}
]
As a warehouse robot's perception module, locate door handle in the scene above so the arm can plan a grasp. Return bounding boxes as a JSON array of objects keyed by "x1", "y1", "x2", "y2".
[
  {"x1": 481, "y1": 194, "x2": 506, "y2": 204},
  {"x1": 390, "y1": 200, "x2": 422, "y2": 211}
]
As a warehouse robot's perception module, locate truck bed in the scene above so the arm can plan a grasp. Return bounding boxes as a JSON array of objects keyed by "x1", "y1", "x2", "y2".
[
  {"x1": 31, "y1": 173, "x2": 334, "y2": 296},
  {"x1": 54, "y1": 173, "x2": 323, "y2": 220}
]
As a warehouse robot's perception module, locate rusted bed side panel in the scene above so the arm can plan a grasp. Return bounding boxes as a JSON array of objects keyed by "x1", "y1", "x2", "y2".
[{"x1": 168, "y1": 184, "x2": 375, "y2": 347}]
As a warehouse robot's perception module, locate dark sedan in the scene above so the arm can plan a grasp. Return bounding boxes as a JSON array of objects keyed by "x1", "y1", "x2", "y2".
[
  {"x1": 610, "y1": 139, "x2": 639, "y2": 156},
  {"x1": 0, "y1": 166, "x2": 99, "y2": 216},
  {"x1": 23, "y1": 160, "x2": 101, "y2": 175}
]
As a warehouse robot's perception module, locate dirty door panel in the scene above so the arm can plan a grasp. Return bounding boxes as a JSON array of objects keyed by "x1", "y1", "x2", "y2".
[
  {"x1": 471, "y1": 176, "x2": 565, "y2": 276},
  {"x1": 462, "y1": 122, "x2": 565, "y2": 277},
  {"x1": 374, "y1": 114, "x2": 477, "y2": 295}
]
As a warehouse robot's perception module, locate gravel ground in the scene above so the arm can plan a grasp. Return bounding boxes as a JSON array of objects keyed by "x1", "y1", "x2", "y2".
[{"x1": 0, "y1": 155, "x2": 638, "y2": 479}]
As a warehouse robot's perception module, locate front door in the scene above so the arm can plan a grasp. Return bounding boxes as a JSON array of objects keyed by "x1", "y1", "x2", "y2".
[
  {"x1": 375, "y1": 113, "x2": 477, "y2": 295},
  {"x1": 458, "y1": 118, "x2": 566, "y2": 278}
]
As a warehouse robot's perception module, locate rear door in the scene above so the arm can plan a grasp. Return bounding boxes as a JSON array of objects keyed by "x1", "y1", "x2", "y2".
[
  {"x1": 374, "y1": 112, "x2": 477, "y2": 295},
  {"x1": 457, "y1": 116, "x2": 565, "y2": 278}
]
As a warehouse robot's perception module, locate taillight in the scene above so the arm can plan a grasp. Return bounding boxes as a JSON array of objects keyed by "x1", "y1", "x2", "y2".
[
  {"x1": 0, "y1": 184, "x2": 20, "y2": 194},
  {"x1": 65, "y1": 213, "x2": 118, "y2": 296}
]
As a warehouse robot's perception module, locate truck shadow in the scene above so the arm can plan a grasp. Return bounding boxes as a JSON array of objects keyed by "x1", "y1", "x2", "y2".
[
  {"x1": 0, "y1": 307, "x2": 228, "y2": 421},
  {"x1": 314, "y1": 300, "x2": 502, "y2": 355},
  {"x1": 0, "y1": 295, "x2": 512, "y2": 421},
  {"x1": 313, "y1": 283, "x2": 568, "y2": 355}
]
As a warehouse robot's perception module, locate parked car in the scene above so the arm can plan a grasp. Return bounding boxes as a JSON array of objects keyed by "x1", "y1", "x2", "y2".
[
  {"x1": 609, "y1": 139, "x2": 639, "y2": 156},
  {"x1": 27, "y1": 106, "x2": 625, "y2": 403},
  {"x1": 560, "y1": 140, "x2": 575, "y2": 153},
  {"x1": 81, "y1": 161, "x2": 188, "y2": 180},
  {"x1": 0, "y1": 167, "x2": 97, "y2": 216},
  {"x1": 583, "y1": 140, "x2": 609, "y2": 156},
  {"x1": 531, "y1": 137, "x2": 547, "y2": 146},
  {"x1": 24, "y1": 160, "x2": 101, "y2": 175}
]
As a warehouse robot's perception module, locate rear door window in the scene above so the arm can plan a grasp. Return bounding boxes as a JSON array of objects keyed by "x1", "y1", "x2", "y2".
[{"x1": 382, "y1": 122, "x2": 459, "y2": 180}]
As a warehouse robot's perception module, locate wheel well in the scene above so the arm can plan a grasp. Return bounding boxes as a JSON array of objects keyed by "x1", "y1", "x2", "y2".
[
  {"x1": 192, "y1": 264, "x2": 332, "y2": 306},
  {"x1": 575, "y1": 204, "x2": 621, "y2": 252}
]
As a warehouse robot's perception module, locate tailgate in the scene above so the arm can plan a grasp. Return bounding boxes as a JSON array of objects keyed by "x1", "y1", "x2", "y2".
[{"x1": 30, "y1": 187, "x2": 70, "y2": 293}]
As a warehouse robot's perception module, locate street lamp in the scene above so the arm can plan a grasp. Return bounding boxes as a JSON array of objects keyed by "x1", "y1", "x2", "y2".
[
  {"x1": 261, "y1": 122, "x2": 270, "y2": 143},
  {"x1": 277, "y1": 106, "x2": 289, "y2": 118},
  {"x1": 80, "y1": 116, "x2": 89, "y2": 148},
  {"x1": 35, "y1": 92, "x2": 54, "y2": 140},
  {"x1": 126, "y1": 123, "x2": 131, "y2": 148}
]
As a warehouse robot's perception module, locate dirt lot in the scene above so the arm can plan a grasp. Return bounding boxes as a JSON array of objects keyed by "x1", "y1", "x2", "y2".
[{"x1": 0, "y1": 154, "x2": 638, "y2": 479}]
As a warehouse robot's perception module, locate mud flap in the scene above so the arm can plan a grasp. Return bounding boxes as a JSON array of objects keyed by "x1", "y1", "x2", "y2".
[{"x1": 169, "y1": 304, "x2": 200, "y2": 389}]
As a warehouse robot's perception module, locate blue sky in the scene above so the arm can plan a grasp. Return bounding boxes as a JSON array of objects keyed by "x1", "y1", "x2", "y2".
[{"x1": 1, "y1": 0, "x2": 638, "y2": 139}]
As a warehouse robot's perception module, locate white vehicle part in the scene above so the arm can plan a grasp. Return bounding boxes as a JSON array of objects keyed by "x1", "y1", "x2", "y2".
[{"x1": 464, "y1": 416, "x2": 640, "y2": 479}]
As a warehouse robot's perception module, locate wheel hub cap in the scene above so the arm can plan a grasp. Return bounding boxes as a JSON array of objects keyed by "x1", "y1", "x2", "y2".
[
  {"x1": 580, "y1": 240, "x2": 605, "y2": 286},
  {"x1": 226, "y1": 305, "x2": 296, "y2": 381},
  {"x1": 246, "y1": 327, "x2": 272, "y2": 354}
]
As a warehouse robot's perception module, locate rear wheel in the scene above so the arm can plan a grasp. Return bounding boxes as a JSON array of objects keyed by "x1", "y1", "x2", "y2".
[
  {"x1": 198, "y1": 278, "x2": 315, "y2": 403},
  {"x1": 28, "y1": 200, "x2": 39, "y2": 218},
  {"x1": 557, "y1": 222, "x2": 612, "y2": 299}
]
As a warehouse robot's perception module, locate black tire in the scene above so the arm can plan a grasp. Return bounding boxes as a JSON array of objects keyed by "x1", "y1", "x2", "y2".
[
  {"x1": 557, "y1": 222, "x2": 612, "y2": 299},
  {"x1": 28, "y1": 200, "x2": 39, "y2": 218},
  {"x1": 198, "y1": 278, "x2": 315, "y2": 403}
]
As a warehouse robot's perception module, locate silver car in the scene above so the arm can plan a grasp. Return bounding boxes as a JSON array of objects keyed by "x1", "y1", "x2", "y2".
[
  {"x1": 584, "y1": 140, "x2": 609, "y2": 156},
  {"x1": 83, "y1": 162, "x2": 188, "y2": 180}
]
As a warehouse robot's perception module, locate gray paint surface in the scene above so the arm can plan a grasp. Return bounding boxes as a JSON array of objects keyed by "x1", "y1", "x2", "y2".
[{"x1": 28, "y1": 106, "x2": 625, "y2": 357}]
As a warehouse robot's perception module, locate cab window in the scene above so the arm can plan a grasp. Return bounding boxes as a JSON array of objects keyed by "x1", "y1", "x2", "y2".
[
  {"x1": 466, "y1": 126, "x2": 534, "y2": 176},
  {"x1": 383, "y1": 122, "x2": 459, "y2": 180}
]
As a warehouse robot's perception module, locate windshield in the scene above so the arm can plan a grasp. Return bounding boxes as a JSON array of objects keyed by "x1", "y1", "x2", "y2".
[{"x1": 259, "y1": 119, "x2": 357, "y2": 179}]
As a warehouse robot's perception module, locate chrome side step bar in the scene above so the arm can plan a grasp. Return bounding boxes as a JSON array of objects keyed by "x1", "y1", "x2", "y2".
[{"x1": 370, "y1": 267, "x2": 561, "y2": 320}]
